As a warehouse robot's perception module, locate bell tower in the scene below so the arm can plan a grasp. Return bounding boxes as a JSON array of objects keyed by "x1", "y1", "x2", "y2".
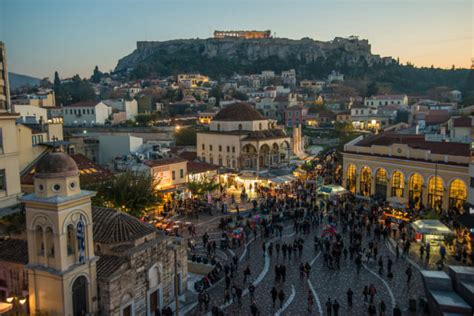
[{"x1": 22, "y1": 149, "x2": 98, "y2": 316}]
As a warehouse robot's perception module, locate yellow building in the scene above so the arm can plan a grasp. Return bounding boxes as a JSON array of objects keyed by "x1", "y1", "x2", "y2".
[
  {"x1": 342, "y1": 133, "x2": 469, "y2": 212},
  {"x1": 22, "y1": 151, "x2": 99, "y2": 315},
  {"x1": 0, "y1": 42, "x2": 22, "y2": 208},
  {"x1": 197, "y1": 103, "x2": 291, "y2": 172},
  {"x1": 144, "y1": 157, "x2": 188, "y2": 191},
  {"x1": 177, "y1": 74, "x2": 209, "y2": 88}
]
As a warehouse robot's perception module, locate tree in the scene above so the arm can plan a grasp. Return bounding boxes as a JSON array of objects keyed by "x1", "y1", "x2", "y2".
[
  {"x1": 187, "y1": 176, "x2": 219, "y2": 197},
  {"x1": 366, "y1": 81, "x2": 378, "y2": 97},
  {"x1": 90, "y1": 65, "x2": 103, "y2": 83},
  {"x1": 175, "y1": 127, "x2": 197, "y2": 146},
  {"x1": 85, "y1": 171, "x2": 162, "y2": 218},
  {"x1": 232, "y1": 90, "x2": 249, "y2": 101},
  {"x1": 54, "y1": 74, "x2": 96, "y2": 106},
  {"x1": 53, "y1": 71, "x2": 61, "y2": 90}
]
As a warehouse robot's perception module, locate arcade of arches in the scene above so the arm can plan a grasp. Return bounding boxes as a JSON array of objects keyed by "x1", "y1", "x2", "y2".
[
  {"x1": 241, "y1": 141, "x2": 290, "y2": 170},
  {"x1": 344, "y1": 164, "x2": 468, "y2": 212}
]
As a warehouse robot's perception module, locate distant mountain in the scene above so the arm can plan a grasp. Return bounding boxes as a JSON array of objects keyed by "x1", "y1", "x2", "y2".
[{"x1": 8, "y1": 72, "x2": 41, "y2": 90}]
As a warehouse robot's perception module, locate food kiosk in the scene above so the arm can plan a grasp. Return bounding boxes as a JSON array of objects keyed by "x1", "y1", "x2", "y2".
[{"x1": 410, "y1": 219, "x2": 455, "y2": 247}]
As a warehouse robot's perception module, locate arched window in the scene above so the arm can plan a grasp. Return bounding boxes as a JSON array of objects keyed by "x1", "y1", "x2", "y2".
[
  {"x1": 375, "y1": 168, "x2": 387, "y2": 199},
  {"x1": 35, "y1": 226, "x2": 44, "y2": 257},
  {"x1": 391, "y1": 170, "x2": 405, "y2": 197},
  {"x1": 67, "y1": 225, "x2": 75, "y2": 256},
  {"x1": 359, "y1": 166, "x2": 372, "y2": 197},
  {"x1": 428, "y1": 176, "x2": 444, "y2": 211},
  {"x1": 409, "y1": 173, "x2": 423, "y2": 209},
  {"x1": 346, "y1": 164, "x2": 356, "y2": 194},
  {"x1": 45, "y1": 227, "x2": 54, "y2": 258},
  {"x1": 449, "y1": 179, "x2": 467, "y2": 212}
]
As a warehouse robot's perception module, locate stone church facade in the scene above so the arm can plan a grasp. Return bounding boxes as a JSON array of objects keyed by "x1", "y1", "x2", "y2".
[{"x1": 0, "y1": 150, "x2": 187, "y2": 316}]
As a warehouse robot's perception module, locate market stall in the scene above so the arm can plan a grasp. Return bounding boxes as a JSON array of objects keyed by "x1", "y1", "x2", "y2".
[
  {"x1": 411, "y1": 219, "x2": 455, "y2": 247},
  {"x1": 317, "y1": 185, "x2": 349, "y2": 200}
]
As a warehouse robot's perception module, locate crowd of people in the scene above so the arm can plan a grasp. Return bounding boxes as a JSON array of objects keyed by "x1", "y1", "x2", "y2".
[{"x1": 174, "y1": 150, "x2": 472, "y2": 316}]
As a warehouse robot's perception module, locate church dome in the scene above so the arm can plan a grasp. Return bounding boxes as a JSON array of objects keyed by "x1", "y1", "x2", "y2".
[
  {"x1": 213, "y1": 102, "x2": 264, "y2": 121},
  {"x1": 35, "y1": 150, "x2": 79, "y2": 178}
]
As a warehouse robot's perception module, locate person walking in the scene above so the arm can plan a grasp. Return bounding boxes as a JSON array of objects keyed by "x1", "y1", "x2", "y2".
[
  {"x1": 368, "y1": 284, "x2": 377, "y2": 303},
  {"x1": 248, "y1": 284, "x2": 255, "y2": 302},
  {"x1": 363, "y1": 285, "x2": 369, "y2": 303},
  {"x1": 244, "y1": 265, "x2": 251, "y2": 283},
  {"x1": 379, "y1": 299, "x2": 386, "y2": 316},
  {"x1": 224, "y1": 288, "x2": 230, "y2": 304},
  {"x1": 271, "y1": 287, "x2": 278, "y2": 308},
  {"x1": 250, "y1": 301, "x2": 259, "y2": 316},
  {"x1": 405, "y1": 266, "x2": 412, "y2": 285},
  {"x1": 332, "y1": 299, "x2": 340, "y2": 316},
  {"x1": 325, "y1": 298, "x2": 332, "y2": 316},
  {"x1": 378, "y1": 256, "x2": 384, "y2": 275},
  {"x1": 368, "y1": 303, "x2": 377, "y2": 316},
  {"x1": 278, "y1": 289, "x2": 285, "y2": 308},
  {"x1": 393, "y1": 305, "x2": 402, "y2": 316},
  {"x1": 346, "y1": 288, "x2": 353, "y2": 308},
  {"x1": 307, "y1": 291, "x2": 314, "y2": 312}
]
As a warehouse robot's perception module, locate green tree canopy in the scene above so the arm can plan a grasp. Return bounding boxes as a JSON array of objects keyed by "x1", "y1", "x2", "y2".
[
  {"x1": 175, "y1": 127, "x2": 197, "y2": 146},
  {"x1": 187, "y1": 177, "x2": 219, "y2": 196},
  {"x1": 85, "y1": 171, "x2": 162, "y2": 218},
  {"x1": 90, "y1": 65, "x2": 103, "y2": 83}
]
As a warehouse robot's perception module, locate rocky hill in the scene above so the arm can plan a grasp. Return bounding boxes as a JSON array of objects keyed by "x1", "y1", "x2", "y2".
[
  {"x1": 115, "y1": 37, "x2": 469, "y2": 94},
  {"x1": 116, "y1": 37, "x2": 391, "y2": 73}
]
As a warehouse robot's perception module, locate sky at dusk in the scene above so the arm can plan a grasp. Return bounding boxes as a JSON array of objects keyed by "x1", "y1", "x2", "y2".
[{"x1": 1, "y1": 0, "x2": 472, "y2": 79}]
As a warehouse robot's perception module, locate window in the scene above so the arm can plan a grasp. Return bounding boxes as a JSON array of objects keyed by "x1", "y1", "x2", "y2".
[
  {"x1": 180, "y1": 169, "x2": 184, "y2": 178},
  {"x1": 210, "y1": 157, "x2": 214, "y2": 164},
  {"x1": 202, "y1": 144, "x2": 205, "y2": 150},
  {"x1": 288, "y1": 112, "x2": 292, "y2": 117},
  {"x1": 226, "y1": 158, "x2": 230, "y2": 166},
  {"x1": 259, "y1": 123, "x2": 262, "y2": 130},
  {"x1": 238, "y1": 124, "x2": 242, "y2": 130},
  {"x1": 219, "y1": 145, "x2": 222, "y2": 152},
  {"x1": 217, "y1": 124, "x2": 220, "y2": 131},
  {"x1": 226, "y1": 146, "x2": 230, "y2": 152},
  {"x1": 209, "y1": 145, "x2": 213, "y2": 151},
  {"x1": 0, "y1": 169, "x2": 5, "y2": 191},
  {"x1": 232, "y1": 146, "x2": 235, "y2": 153},
  {"x1": 471, "y1": 177, "x2": 474, "y2": 188},
  {"x1": 202, "y1": 156, "x2": 206, "y2": 163},
  {"x1": 0, "y1": 128, "x2": 3, "y2": 154},
  {"x1": 218, "y1": 158, "x2": 223, "y2": 166},
  {"x1": 172, "y1": 171, "x2": 176, "y2": 180}
]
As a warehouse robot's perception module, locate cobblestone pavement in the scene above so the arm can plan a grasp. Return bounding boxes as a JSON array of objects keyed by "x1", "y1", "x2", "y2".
[{"x1": 182, "y1": 213, "x2": 427, "y2": 316}]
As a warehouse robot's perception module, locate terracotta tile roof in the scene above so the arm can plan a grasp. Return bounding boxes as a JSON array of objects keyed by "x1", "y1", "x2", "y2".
[
  {"x1": 453, "y1": 116, "x2": 472, "y2": 128},
  {"x1": 0, "y1": 239, "x2": 28, "y2": 264},
  {"x1": 356, "y1": 133, "x2": 469, "y2": 156},
  {"x1": 337, "y1": 111, "x2": 351, "y2": 116},
  {"x1": 187, "y1": 161, "x2": 219, "y2": 174},
  {"x1": 92, "y1": 206, "x2": 156, "y2": 244},
  {"x1": 177, "y1": 151, "x2": 197, "y2": 161},
  {"x1": 64, "y1": 100, "x2": 98, "y2": 108},
  {"x1": 244, "y1": 129, "x2": 287, "y2": 140},
  {"x1": 213, "y1": 102, "x2": 264, "y2": 121},
  {"x1": 96, "y1": 255, "x2": 127, "y2": 279},
  {"x1": 318, "y1": 110, "x2": 336, "y2": 118},
  {"x1": 144, "y1": 157, "x2": 187, "y2": 167},
  {"x1": 368, "y1": 95, "x2": 406, "y2": 100},
  {"x1": 21, "y1": 154, "x2": 112, "y2": 186}
]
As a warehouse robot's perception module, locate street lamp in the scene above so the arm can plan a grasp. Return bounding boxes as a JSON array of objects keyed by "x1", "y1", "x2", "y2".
[{"x1": 6, "y1": 295, "x2": 26, "y2": 315}]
